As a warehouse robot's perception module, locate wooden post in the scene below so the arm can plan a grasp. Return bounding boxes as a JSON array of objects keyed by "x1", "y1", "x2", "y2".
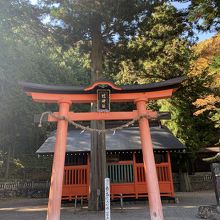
[
  {"x1": 89, "y1": 11, "x2": 106, "y2": 211},
  {"x1": 89, "y1": 120, "x2": 106, "y2": 210},
  {"x1": 87, "y1": 153, "x2": 90, "y2": 197},
  {"x1": 136, "y1": 99, "x2": 164, "y2": 220},
  {"x1": 133, "y1": 152, "x2": 138, "y2": 198},
  {"x1": 167, "y1": 152, "x2": 175, "y2": 197},
  {"x1": 46, "y1": 100, "x2": 71, "y2": 220}
]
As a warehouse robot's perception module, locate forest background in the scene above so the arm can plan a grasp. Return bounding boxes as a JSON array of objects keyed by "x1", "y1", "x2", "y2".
[{"x1": 0, "y1": 0, "x2": 219, "y2": 180}]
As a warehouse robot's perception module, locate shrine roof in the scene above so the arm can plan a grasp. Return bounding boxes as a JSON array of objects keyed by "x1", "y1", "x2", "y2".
[
  {"x1": 36, "y1": 126, "x2": 185, "y2": 154},
  {"x1": 21, "y1": 76, "x2": 186, "y2": 94}
]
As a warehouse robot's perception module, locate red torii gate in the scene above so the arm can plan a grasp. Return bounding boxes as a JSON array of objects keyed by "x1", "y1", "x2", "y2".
[{"x1": 21, "y1": 76, "x2": 185, "y2": 220}]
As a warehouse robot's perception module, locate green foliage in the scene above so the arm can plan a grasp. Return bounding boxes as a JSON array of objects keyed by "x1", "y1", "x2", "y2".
[
  {"x1": 108, "y1": 3, "x2": 218, "y2": 156},
  {"x1": 112, "y1": 4, "x2": 192, "y2": 84},
  {"x1": 191, "y1": 34, "x2": 220, "y2": 128},
  {"x1": 160, "y1": 74, "x2": 219, "y2": 155},
  {"x1": 159, "y1": 59, "x2": 219, "y2": 156},
  {"x1": 0, "y1": 1, "x2": 90, "y2": 179},
  {"x1": 210, "y1": 56, "x2": 220, "y2": 73},
  {"x1": 0, "y1": 0, "x2": 219, "y2": 179},
  {"x1": 34, "y1": 0, "x2": 162, "y2": 46},
  {"x1": 187, "y1": 0, "x2": 220, "y2": 31}
]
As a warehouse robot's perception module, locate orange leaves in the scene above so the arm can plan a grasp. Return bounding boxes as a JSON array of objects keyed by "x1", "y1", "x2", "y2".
[
  {"x1": 193, "y1": 95, "x2": 220, "y2": 116},
  {"x1": 189, "y1": 33, "x2": 220, "y2": 77}
]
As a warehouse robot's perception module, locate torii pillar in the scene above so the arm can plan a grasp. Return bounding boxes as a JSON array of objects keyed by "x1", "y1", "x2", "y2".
[
  {"x1": 21, "y1": 76, "x2": 186, "y2": 220},
  {"x1": 46, "y1": 100, "x2": 71, "y2": 220},
  {"x1": 136, "y1": 99, "x2": 163, "y2": 219}
]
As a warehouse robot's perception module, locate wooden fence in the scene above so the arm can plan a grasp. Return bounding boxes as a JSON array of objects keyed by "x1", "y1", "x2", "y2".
[
  {"x1": 62, "y1": 164, "x2": 90, "y2": 200},
  {"x1": 62, "y1": 160, "x2": 175, "y2": 200}
]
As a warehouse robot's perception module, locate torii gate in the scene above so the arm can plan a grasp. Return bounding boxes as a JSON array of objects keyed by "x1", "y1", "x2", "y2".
[{"x1": 21, "y1": 76, "x2": 185, "y2": 220}]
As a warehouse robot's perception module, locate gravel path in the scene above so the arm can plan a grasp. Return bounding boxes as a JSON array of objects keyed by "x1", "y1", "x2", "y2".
[{"x1": 0, "y1": 191, "x2": 216, "y2": 220}]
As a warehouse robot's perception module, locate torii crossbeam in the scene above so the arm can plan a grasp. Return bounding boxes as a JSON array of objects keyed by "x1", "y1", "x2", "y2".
[{"x1": 21, "y1": 76, "x2": 185, "y2": 220}]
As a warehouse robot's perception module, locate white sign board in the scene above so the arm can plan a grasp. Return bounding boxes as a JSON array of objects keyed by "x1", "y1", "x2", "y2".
[{"x1": 105, "y1": 178, "x2": 111, "y2": 220}]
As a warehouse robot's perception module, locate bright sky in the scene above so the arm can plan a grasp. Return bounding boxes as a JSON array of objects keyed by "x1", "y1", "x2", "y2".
[
  {"x1": 30, "y1": 0, "x2": 37, "y2": 4},
  {"x1": 194, "y1": 31, "x2": 216, "y2": 42},
  {"x1": 30, "y1": 0, "x2": 216, "y2": 42}
]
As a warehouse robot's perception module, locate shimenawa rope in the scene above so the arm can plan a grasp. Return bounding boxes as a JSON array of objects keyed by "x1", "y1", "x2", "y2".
[{"x1": 38, "y1": 111, "x2": 157, "y2": 134}]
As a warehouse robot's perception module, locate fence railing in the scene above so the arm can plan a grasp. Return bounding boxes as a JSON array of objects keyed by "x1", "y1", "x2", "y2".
[
  {"x1": 106, "y1": 161, "x2": 174, "y2": 198},
  {"x1": 64, "y1": 165, "x2": 88, "y2": 185},
  {"x1": 107, "y1": 162, "x2": 171, "y2": 183},
  {"x1": 156, "y1": 163, "x2": 170, "y2": 182},
  {"x1": 107, "y1": 162, "x2": 134, "y2": 183}
]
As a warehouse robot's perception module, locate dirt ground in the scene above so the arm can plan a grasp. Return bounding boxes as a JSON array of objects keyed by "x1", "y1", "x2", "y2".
[{"x1": 0, "y1": 191, "x2": 216, "y2": 220}]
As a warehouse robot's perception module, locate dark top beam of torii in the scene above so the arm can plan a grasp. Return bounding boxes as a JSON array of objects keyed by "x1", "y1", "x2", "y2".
[
  {"x1": 20, "y1": 76, "x2": 185, "y2": 220},
  {"x1": 21, "y1": 76, "x2": 185, "y2": 95}
]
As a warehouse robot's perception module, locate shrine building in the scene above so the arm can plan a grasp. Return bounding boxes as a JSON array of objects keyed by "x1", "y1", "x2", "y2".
[{"x1": 37, "y1": 124, "x2": 185, "y2": 200}]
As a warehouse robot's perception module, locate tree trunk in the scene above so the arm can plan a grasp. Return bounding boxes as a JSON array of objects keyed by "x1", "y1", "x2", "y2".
[
  {"x1": 4, "y1": 145, "x2": 11, "y2": 180},
  {"x1": 88, "y1": 13, "x2": 106, "y2": 211},
  {"x1": 179, "y1": 170, "x2": 192, "y2": 192}
]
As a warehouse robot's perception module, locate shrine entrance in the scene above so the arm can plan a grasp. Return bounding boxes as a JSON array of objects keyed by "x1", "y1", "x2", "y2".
[{"x1": 21, "y1": 76, "x2": 185, "y2": 220}]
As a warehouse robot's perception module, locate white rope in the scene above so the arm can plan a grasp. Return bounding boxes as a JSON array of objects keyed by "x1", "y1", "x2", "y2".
[
  {"x1": 38, "y1": 111, "x2": 157, "y2": 133},
  {"x1": 38, "y1": 111, "x2": 52, "y2": 127}
]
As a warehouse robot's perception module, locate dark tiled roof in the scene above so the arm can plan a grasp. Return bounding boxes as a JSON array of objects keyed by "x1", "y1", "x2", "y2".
[
  {"x1": 21, "y1": 76, "x2": 186, "y2": 94},
  {"x1": 36, "y1": 127, "x2": 185, "y2": 154}
]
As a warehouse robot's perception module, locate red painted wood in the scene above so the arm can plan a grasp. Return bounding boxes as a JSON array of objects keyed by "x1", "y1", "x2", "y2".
[
  {"x1": 62, "y1": 165, "x2": 89, "y2": 200},
  {"x1": 23, "y1": 80, "x2": 180, "y2": 220},
  {"x1": 84, "y1": 81, "x2": 122, "y2": 91},
  {"x1": 167, "y1": 152, "x2": 175, "y2": 197},
  {"x1": 47, "y1": 101, "x2": 70, "y2": 220},
  {"x1": 47, "y1": 110, "x2": 157, "y2": 122},
  {"x1": 28, "y1": 89, "x2": 173, "y2": 103},
  {"x1": 136, "y1": 100, "x2": 164, "y2": 220},
  {"x1": 62, "y1": 159, "x2": 175, "y2": 200}
]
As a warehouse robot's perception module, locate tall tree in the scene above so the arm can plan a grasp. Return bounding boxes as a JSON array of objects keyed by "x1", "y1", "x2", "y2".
[
  {"x1": 12, "y1": 0, "x2": 165, "y2": 210},
  {"x1": 192, "y1": 34, "x2": 220, "y2": 128},
  {"x1": 107, "y1": 3, "x2": 218, "y2": 157},
  {"x1": 159, "y1": 34, "x2": 220, "y2": 158},
  {"x1": 112, "y1": 3, "x2": 192, "y2": 84},
  {"x1": 0, "y1": 0, "x2": 90, "y2": 179}
]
